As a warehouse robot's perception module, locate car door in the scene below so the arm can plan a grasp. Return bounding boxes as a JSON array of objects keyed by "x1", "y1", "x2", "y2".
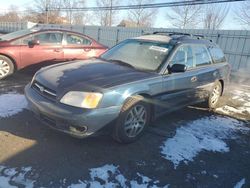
[
  {"x1": 157, "y1": 44, "x2": 199, "y2": 114},
  {"x1": 191, "y1": 44, "x2": 215, "y2": 101},
  {"x1": 63, "y1": 33, "x2": 94, "y2": 61},
  {"x1": 19, "y1": 31, "x2": 64, "y2": 68}
]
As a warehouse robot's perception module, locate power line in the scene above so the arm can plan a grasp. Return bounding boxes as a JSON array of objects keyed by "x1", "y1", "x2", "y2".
[{"x1": 48, "y1": 0, "x2": 247, "y2": 11}]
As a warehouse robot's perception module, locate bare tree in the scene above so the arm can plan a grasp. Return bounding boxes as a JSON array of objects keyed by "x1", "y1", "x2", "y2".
[
  {"x1": 202, "y1": 4, "x2": 229, "y2": 30},
  {"x1": 127, "y1": 0, "x2": 157, "y2": 27},
  {"x1": 0, "y1": 5, "x2": 20, "y2": 22},
  {"x1": 234, "y1": 1, "x2": 250, "y2": 28},
  {"x1": 166, "y1": 0, "x2": 202, "y2": 29},
  {"x1": 62, "y1": 0, "x2": 87, "y2": 24},
  {"x1": 24, "y1": 0, "x2": 64, "y2": 24},
  {"x1": 95, "y1": 0, "x2": 120, "y2": 26}
]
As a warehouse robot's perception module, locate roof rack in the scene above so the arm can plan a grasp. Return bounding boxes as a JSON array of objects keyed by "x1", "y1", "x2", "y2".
[
  {"x1": 152, "y1": 31, "x2": 209, "y2": 41},
  {"x1": 152, "y1": 31, "x2": 191, "y2": 36}
]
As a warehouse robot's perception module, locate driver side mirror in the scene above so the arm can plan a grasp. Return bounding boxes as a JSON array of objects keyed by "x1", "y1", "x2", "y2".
[
  {"x1": 168, "y1": 64, "x2": 187, "y2": 73},
  {"x1": 28, "y1": 39, "x2": 40, "y2": 46}
]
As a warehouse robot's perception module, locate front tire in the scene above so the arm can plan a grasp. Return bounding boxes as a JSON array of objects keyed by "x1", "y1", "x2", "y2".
[
  {"x1": 0, "y1": 55, "x2": 14, "y2": 80},
  {"x1": 208, "y1": 81, "x2": 223, "y2": 109},
  {"x1": 113, "y1": 96, "x2": 150, "y2": 144}
]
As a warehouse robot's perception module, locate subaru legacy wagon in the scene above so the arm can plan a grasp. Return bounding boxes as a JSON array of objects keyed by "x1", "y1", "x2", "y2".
[{"x1": 25, "y1": 32, "x2": 230, "y2": 143}]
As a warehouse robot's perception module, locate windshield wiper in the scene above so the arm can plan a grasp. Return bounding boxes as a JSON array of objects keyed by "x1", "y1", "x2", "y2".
[{"x1": 108, "y1": 59, "x2": 134, "y2": 68}]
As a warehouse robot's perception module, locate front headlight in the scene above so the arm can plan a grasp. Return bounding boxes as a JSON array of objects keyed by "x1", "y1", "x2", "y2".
[{"x1": 60, "y1": 91, "x2": 103, "y2": 109}]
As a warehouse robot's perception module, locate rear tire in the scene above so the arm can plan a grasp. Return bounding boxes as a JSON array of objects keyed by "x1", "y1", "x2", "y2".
[
  {"x1": 0, "y1": 55, "x2": 14, "y2": 80},
  {"x1": 112, "y1": 96, "x2": 150, "y2": 144},
  {"x1": 208, "y1": 81, "x2": 222, "y2": 109}
]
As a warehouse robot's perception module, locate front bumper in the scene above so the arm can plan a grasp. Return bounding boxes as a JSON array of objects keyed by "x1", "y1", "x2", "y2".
[{"x1": 24, "y1": 84, "x2": 121, "y2": 138}]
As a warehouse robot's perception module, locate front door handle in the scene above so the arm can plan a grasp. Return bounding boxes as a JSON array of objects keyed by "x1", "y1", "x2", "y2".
[
  {"x1": 54, "y1": 49, "x2": 61, "y2": 52},
  {"x1": 83, "y1": 48, "x2": 91, "y2": 52},
  {"x1": 191, "y1": 76, "x2": 197, "y2": 82}
]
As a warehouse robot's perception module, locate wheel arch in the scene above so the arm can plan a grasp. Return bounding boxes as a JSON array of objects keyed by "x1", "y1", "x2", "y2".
[
  {"x1": 0, "y1": 53, "x2": 17, "y2": 70},
  {"x1": 218, "y1": 79, "x2": 224, "y2": 95},
  {"x1": 131, "y1": 92, "x2": 155, "y2": 123}
]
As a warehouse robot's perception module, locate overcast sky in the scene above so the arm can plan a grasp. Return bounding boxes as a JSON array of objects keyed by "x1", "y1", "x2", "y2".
[{"x1": 0, "y1": 0, "x2": 246, "y2": 30}]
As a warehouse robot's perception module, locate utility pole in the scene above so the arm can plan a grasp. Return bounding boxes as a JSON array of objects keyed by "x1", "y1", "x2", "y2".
[
  {"x1": 46, "y1": 0, "x2": 49, "y2": 24},
  {"x1": 109, "y1": 0, "x2": 112, "y2": 26}
]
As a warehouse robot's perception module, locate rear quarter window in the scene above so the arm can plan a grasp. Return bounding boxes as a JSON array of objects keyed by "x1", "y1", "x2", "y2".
[
  {"x1": 193, "y1": 45, "x2": 212, "y2": 67},
  {"x1": 208, "y1": 46, "x2": 226, "y2": 63}
]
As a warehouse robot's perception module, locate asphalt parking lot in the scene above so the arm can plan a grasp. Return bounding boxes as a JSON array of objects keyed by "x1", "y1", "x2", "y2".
[{"x1": 0, "y1": 66, "x2": 250, "y2": 188}]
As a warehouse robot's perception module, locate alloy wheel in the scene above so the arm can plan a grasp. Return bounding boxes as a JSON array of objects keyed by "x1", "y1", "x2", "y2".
[
  {"x1": 0, "y1": 60, "x2": 10, "y2": 78},
  {"x1": 211, "y1": 84, "x2": 221, "y2": 105},
  {"x1": 124, "y1": 104, "x2": 147, "y2": 138}
]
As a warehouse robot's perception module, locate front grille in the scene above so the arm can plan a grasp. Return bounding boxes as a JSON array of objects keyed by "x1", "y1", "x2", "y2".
[{"x1": 32, "y1": 81, "x2": 57, "y2": 101}]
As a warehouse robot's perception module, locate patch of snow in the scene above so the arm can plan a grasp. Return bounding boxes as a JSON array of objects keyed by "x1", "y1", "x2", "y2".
[
  {"x1": 68, "y1": 164, "x2": 166, "y2": 188},
  {"x1": 201, "y1": 170, "x2": 207, "y2": 175},
  {"x1": 218, "y1": 89, "x2": 250, "y2": 119},
  {"x1": 216, "y1": 105, "x2": 250, "y2": 119},
  {"x1": 0, "y1": 176, "x2": 17, "y2": 188},
  {"x1": 0, "y1": 165, "x2": 34, "y2": 188},
  {"x1": 137, "y1": 172, "x2": 152, "y2": 184},
  {"x1": 234, "y1": 178, "x2": 246, "y2": 188},
  {"x1": 213, "y1": 174, "x2": 219, "y2": 179},
  {"x1": 160, "y1": 115, "x2": 249, "y2": 168},
  {"x1": 0, "y1": 164, "x2": 167, "y2": 188},
  {"x1": 0, "y1": 93, "x2": 27, "y2": 118}
]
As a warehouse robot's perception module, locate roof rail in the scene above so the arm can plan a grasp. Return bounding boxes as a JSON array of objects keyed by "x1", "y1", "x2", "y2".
[
  {"x1": 152, "y1": 31, "x2": 192, "y2": 36},
  {"x1": 192, "y1": 34, "x2": 205, "y2": 39}
]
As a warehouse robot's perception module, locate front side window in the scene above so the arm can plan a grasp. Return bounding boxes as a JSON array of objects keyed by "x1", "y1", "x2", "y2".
[
  {"x1": 171, "y1": 45, "x2": 194, "y2": 68},
  {"x1": 34, "y1": 32, "x2": 63, "y2": 44},
  {"x1": 101, "y1": 39, "x2": 173, "y2": 71},
  {"x1": 208, "y1": 46, "x2": 226, "y2": 63},
  {"x1": 193, "y1": 45, "x2": 212, "y2": 66},
  {"x1": 66, "y1": 34, "x2": 92, "y2": 45},
  {"x1": 21, "y1": 32, "x2": 63, "y2": 45}
]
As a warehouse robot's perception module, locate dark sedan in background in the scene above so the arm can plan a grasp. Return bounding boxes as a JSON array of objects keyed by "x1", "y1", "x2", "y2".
[
  {"x1": 25, "y1": 32, "x2": 230, "y2": 143},
  {"x1": 0, "y1": 28, "x2": 108, "y2": 79}
]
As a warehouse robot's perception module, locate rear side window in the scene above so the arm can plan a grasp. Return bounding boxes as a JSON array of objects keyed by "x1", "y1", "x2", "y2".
[
  {"x1": 208, "y1": 46, "x2": 226, "y2": 63},
  {"x1": 193, "y1": 45, "x2": 212, "y2": 67},
  {"x1": 66, "y1": 34, "x2": 92, "y2": 45},
  {"x1": 171, "y1": 45, "x2": 194, "y2": 68}
]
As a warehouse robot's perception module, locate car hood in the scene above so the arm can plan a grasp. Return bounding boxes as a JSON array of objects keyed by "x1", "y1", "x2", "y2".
[{"x1": 35, "y1": 59, "x2": 157, "y2": 93}]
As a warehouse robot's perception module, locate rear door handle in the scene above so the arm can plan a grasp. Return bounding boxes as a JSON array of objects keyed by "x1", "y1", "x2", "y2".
[{"x1": 191, "y1": 76, "x2": 197, "y2": 82}]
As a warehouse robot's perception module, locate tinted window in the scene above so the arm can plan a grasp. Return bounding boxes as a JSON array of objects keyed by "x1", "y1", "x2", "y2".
[
  {"x1": 66, "y1": 34, "x2": 91, "y2": 45},
  {"x1": 171, "y1": 45, "x2": 194, "y2": 68},
  {"x1": 193, "y1": 45, "x2": 212, "y2": 66},
  {"x1": 101, "y1": 39, "x2": 173, "y2": 71},
  {"x1": 22, "y1": 32, "x2": 63, "y2": 45},
  {"x1": 34, "y1": 32, "x2": 63, "y2": 44},
  {"x1": 208, "y1": 46, "x2": 226, "y2": 63}
]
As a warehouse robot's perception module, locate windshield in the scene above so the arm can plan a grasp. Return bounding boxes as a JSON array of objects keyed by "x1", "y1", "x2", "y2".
[
  {"x1": 0, "y1": 29, "x2": 35, "y2": 41},
  {"x1": 101, "y1": 39, "x2": 173, "y2": 71}
]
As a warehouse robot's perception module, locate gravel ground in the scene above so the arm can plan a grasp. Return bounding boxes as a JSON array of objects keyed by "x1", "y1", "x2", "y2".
[{"x1": 0, "y1": 66, "x2": 249, "y2": 188}]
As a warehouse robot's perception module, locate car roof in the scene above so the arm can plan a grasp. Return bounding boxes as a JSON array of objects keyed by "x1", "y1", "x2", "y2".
[
  {"x1": 134, "y1": 32, "x2": 216, "y2": 46},
  {"x1": 31, "y1": 28, "x2": 84, "y2": 35},
  {"x1": 26, "y1": 27, "x2": 98, "y2": 42},
  {"x1": 135, "y1": 35, "x2": 172, "y2": 43}
]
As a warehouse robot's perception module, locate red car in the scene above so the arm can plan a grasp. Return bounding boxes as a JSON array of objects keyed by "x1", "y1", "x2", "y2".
[{"x1": 0, "y1": 28, "x2": 108, "y2": 79}]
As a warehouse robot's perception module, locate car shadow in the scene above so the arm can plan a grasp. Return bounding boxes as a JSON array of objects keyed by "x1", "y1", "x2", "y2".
[{"x1": 0, "y1": 102, "x2": 216, "y2": 187}]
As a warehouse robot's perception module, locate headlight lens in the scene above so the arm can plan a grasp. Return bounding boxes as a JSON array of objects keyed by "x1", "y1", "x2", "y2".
[{"x1": 60, "y1": 91, "x2": 103, "y2": 109}]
